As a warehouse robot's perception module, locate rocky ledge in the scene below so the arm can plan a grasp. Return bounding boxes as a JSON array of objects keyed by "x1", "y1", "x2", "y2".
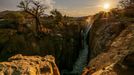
[{"x1": 0, "y1": 54, "x2": 60, "y2": 75}]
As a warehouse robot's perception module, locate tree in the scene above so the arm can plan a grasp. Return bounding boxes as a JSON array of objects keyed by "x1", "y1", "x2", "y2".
[
  {"x1": 130, "y1": 0, "x2": 134, "y2": 4},
  {"x1": 119, "y1": 0, "x2": 134, "y2": 8},
  {"x1": 50, "y1": 9, "x2": 63, "y2": 30},
  {"x1": 51, "y1": 9, "x2": 63, "y2": 24},
  {"x1": 18, "y1": 0, "x2": 50, "y2": 33},
  {"x1": 119, "y1": 0, "x2": 134, "y2": 17}
]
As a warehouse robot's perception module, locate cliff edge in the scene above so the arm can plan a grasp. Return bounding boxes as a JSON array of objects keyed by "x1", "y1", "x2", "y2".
[{"x1": 0, "y1": 54, "x2": 60, "y2": 75}]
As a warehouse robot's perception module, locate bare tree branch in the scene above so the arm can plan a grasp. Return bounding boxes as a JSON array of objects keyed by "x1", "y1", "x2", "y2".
[{"x1": 18, "y1": 0, "x2": 50, "y2": 33}]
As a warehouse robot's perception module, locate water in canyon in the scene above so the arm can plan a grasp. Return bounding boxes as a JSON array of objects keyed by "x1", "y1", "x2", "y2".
[
  {"x1": 71, "y1": 17, "x2": 94, "y2": 74},
  {"x1": 61, "y1": 17, "x2": 94, "y2": 75}
]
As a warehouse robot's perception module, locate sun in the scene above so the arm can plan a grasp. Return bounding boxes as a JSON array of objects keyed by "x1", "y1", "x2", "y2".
[{"x1": 103, "y1": 3, "x2": 110, "y2": 11}]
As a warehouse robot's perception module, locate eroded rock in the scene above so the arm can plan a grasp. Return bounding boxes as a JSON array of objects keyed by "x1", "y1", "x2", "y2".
[
  {"x1": 0, "y1": 54, "x2": 60, "y2": 75},
  {"x1": 83, "y1": 18, "x2": 134, "y2": 75}
]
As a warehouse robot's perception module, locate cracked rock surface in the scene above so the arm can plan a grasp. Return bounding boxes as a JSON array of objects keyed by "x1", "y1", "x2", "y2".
[{"x1": 0, "y1": 54, "x2": 60, "y2": 75}]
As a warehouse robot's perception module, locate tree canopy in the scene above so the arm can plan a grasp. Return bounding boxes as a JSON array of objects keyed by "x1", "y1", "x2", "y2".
[{"x1": 119, "y1": 0, "x2": 134, "y2": 8}]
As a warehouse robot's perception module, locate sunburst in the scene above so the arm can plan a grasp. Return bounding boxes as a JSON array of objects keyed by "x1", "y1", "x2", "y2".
[{"x1": 103, "y1": 3, "x2": 110, "y2": 12}]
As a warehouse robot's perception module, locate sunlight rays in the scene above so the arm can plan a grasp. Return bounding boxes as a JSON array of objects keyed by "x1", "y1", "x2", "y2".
[{"x1": 103, "y1": 2, "x2": 111, "y2": 12}]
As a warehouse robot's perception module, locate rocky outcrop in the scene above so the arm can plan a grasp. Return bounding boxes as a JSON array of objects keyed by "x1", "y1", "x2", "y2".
[
  {"x1": 91, "y1": 52, "x2": 134, "y2": 75},
  {"x1": 89, "y1": 17, "x2": 126, "y2": 58},
  {"x1": 82, "y1": 17, "x2": 134, "y2": 75},
  {"x1": 0, "y1": 54, "x2": 60, "y2": 75}
]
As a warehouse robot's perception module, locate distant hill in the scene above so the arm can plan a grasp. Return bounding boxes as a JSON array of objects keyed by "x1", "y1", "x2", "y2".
[{"x1": 0, "y1": 10, "x2": 18, "y2": 18}]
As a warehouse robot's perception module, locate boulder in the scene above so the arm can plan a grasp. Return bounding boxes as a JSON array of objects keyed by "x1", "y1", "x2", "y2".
[{"x1": 0, "y1": 54, "x2": 60, "y2": 75}]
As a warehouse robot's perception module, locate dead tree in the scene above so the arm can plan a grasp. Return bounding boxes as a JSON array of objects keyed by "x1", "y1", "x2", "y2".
[{"x1": 18, "y1": 0, "x2": 49, "y2": 33}]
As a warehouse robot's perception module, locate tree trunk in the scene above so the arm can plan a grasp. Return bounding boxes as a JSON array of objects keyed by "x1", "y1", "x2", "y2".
[{"x1": 35, "y1": 17, "x2": 41, "y2": 33}]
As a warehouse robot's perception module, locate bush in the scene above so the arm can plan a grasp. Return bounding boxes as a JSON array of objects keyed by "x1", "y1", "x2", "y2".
[{"x1": 3, "y1": 12, "x2": 25, "y2": 31}]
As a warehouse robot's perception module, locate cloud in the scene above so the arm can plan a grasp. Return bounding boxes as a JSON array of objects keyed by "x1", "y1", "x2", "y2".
[
  {"x1": 45, "y1": 0, "x2": 55, "y2": 10},
  {"x1": 42, "y1": 0, "x2": 55, "y2": 14}
]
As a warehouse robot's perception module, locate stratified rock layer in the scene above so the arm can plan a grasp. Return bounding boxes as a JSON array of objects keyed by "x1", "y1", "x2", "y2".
[{"x1": 0, "y1": 54, "x2": 60, "y2": 75}]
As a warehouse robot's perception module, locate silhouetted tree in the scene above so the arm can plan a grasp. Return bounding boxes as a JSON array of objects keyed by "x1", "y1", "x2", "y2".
[
  {"x1": 120, "y1": 0, "x2": 134, "y2": 8},
  {"x1": 51, "y1": 9, "x2": 63, "y2": 24},
  {"x1": 119, "y1": 0, "x2": 134, "y2": 17},
  {"x1": 18, "y1": 0, "x2": 49, "y2": 33}
]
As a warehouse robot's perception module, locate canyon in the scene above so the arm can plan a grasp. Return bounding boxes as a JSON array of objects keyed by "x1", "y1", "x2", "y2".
[{"x1": 0, "y1": 10, "x2": 134, "y2": 75}]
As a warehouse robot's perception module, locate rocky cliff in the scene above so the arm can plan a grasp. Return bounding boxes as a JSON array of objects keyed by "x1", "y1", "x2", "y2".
[
  {"x1": 82, "y1": 16, "x2": 134, "y2": 75},
  {"x1": 0, "y1": 18, "x2": 83, "y2": 71},
  {"x1": 88, "y1": 17, "x2": 126, "y2": 58},
  {"x1": 0, "y1": 54, "x2": 60, "y2": 75}
]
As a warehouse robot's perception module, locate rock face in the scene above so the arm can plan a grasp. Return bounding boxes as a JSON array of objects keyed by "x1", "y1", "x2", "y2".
[
  {"x1": 0, "y1": 54, "x2": 60, "y2": 75},
  {"x1": 88, "y1": 17, "x2": 126, "y2": 58},
  {"x1": 0, "y1": 22, "x2": 82, "y2": 71},
  {"x1": 82, "y1": 16, "x2": 134, "y2": 75}
]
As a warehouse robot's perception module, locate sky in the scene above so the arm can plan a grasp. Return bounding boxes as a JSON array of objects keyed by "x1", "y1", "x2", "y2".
[{"x1": 0, "y1": 0, "x2": 120, "y2": 17}]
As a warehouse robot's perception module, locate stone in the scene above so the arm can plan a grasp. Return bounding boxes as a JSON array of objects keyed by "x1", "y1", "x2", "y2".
[{"x1": 0, "y1": 54, "x2": 60, "y2": 75}]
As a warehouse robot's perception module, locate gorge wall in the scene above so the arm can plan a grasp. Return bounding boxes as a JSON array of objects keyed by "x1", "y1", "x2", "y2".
[
  {"x1": 0, "y1": 10, "x2": 134, "y2": 75},
  {"x1": 0, "y1": 17, "x2": 85, "y2": 72},
  {"x1": 88, "y1": 16, "x2": 126, "y2": 59},
  {"x1": 82, "y1": 14, "x2": 134, "y2": 75}
]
